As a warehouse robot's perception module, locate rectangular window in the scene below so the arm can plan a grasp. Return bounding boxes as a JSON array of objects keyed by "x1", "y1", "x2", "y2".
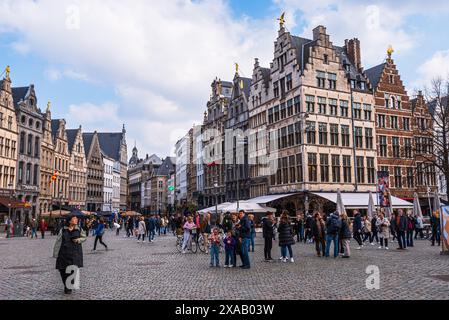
[
  {"x1": 289, "y1": 155, "x2": 296, "y2": 183},
  {"x1": 316, "y1": 71, "x2": 326, "y2": 88},
  {"x1": 294, "y1": 123, "x2": 302, "y2": 145},
  {"x1": 280, "y1": 103, "x2": 287, "y2": 119},
  {"x1": 331, "y1": 155, "x2": 340, "y2": 183},
  {"x1": 377, "y1": 114, "x2": 386, "y2": 128},
  {"x1": 343, "y1": 155, "x2": 352, "y2": 183},
  {"x1": 318, "y1": 97, "x2": 327, "y2": 114},
  {"x1": 363, "y1": 104, "x2": 372, "y2": 121},
  {"x1": 318, "y1": 123, "x2": 328, "y2": 145},
  {"x1": 274, "y1": 105, "x2": 280, "y2": 122},
  {"x1": 273, "y1": 81, "x2": 279, "y2": 98},
  {"x1": 287, "y1": 125, "x2": 295, "y2": 147},
  {"x1": 355, "y1": 127, "x2": 363, "y2": 149},
  {"x1": 353, "y1": 103, "x2": 362, "y2": 119},
  {"x1": 385, "y1": 94, "x2": 390, "y2": 108},
  {"x1": 417, "y1": 163, "x2": 424, "y2": 186},
  {"x1": 330, "y1": 124, "x2": 339, "y2": 146},
  {"x1": 407, "y1": 167, "x2": 414, "y2": 188},
  {"x1": 367, "y1": 157, "x2": 375, "y2": 184},
  {"x1": 328, "y1": 73, "x2": 337, "y2": 90},
  {"x1": 296, "y1": 154, "x2": 303, "y2": 183},
  {"x1": 379, "y1": 136, "x2": 387, "y2": 157},
  {"x1": 320, "y1": 154, "x2": 329, "y2": 182},
  {"x1": 340, "y1": 100, "x2": 349, "y2": 117},
  {"x1": 306, "y1": 95, "x2": 315, "y2": 113},
  {"x1": 294, "y1": 96, "x2": 300, "y2": 114},
  {"x1": 404, "y1": 138, "x2": 412, "y2": 158},
  {"x1": 394, "y1": 167, "x2": 402, "y2": 188},
  {"x1": 329, "y1": 99, "x2": 338, "y2": 116},
  {"x1": 308, "y1": 153, "x2": 317, "y2": 182},
  {"x1": 403, "y1": 118, "x2": 410, "y2": 131},
  {"x1": 286, "y1": 73, "x2": 293, "y2": 91},
  {"x1": 341, "y1": 125, "x2": 350, "y2": 147},
  {"x1": 306, "y1": 121, "x2": 316, "y2": 144},
  {"x1": 268, "y1": 108, "x2": 274, "y2": 124},
  {"x1": 392, "y1": 137, "x2": 400, "y2": 157},
  {"x1": 357, "y1": 156, "x2": 365, "y2": 184},
  {"x1": 287, "y1": 99, "x2": 294, "y2": 117},
  {"x1": 365, "y1": 128, "x2": 373, "y2": 149},
  {"x1": 282, "y1": 157, "x2": 289, "y2": 184},
  {"x1": 390, "y1": 116, "x2": 398, "y2": 129}
]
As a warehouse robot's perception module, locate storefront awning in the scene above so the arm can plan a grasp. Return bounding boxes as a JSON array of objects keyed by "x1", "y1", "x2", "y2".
[
  {"x1": 246, "y1": 193, "x2": 300, "y2": 204},
  {"x1": 312, "y1": 192, "x2": 413, "y2": 209},
  {"x1": 0, "y1": 197, "x2": 26, "y2": 209}
]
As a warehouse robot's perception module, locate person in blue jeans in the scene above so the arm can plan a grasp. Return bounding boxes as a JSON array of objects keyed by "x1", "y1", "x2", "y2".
[
  {"x1": 208, "y1": 228, "x2": 221, "y2": 267},
  {"x1": 223, "y1": 231, "x2": 236, "y2": 267},
  {"x1": 325, "y1": 212, "x2": 341, "y2": 258},
  {"x1": 236, "y1": 210, "x2": 251, "y2": 269},
  {"x1": 248, "y1": 214, "x2": 256, "y2": 252}
]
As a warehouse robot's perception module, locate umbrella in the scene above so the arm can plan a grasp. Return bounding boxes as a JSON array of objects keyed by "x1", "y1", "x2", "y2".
[
  {"x1": 336, "y1": 189, "x2": 346, "y2": 215},
  {"x1": 413, "y1": 192, "x2": 423, "y2": 219},
  {"x1": 367, "y1": 191, "x2": 375, "y2": 219}
]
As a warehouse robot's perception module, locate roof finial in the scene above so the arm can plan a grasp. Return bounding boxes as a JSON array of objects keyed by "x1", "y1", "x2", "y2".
[
  {"x1": 387, "y1": 45, "x2": 394, "y2": 59},
  {"x1": 5, "y1": 65, "x2": 10, "y2": 79},
  {"x1": 235, "y1": 62, "x2": 239, "y2": 75},
  {"x1": 278, "y1": 12, "x2": 286, "y2": 28},
  {"x1": 46, "y1": 101, "x2": 51, "y2": 113}
]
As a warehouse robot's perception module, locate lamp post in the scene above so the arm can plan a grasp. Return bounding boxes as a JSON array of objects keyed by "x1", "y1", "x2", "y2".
[
  {"x1": 297, "y1": 112, "x2": 309, "y2": 191},
  {"x1": 59, "y1": 189, "x2": 63, "y2": 217},
  {"x1": 214, "y1": 181, "x2": 219, "y2": 224}
]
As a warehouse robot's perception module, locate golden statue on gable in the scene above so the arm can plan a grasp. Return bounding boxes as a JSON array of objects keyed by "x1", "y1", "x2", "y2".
[
  {"x1": 387, "y1": 45, "x2": 394, "y2": 59},
  {"x1": 5, "y1": 65, "x2": 10, "y2": 79},
  {"x1": 278, "y1": 12, "x2": 286, "y2": 28}
]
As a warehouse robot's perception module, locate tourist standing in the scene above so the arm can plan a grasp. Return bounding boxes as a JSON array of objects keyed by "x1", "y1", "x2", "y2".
[
  {"x1": 340, "y1": 212, "x2": 351, "y2": 258},
  {"x1": 209, "y1": 228, "x2": 221, "y2": 267},
  {"x1": 392, "y1": 210, "x2": 407, "y2": 250},
  {"x1": 325, "y1": 212, "x2": 341, "y2": 258},
  {"x1": 414, "y1": 215, "x2": 424, "y2": 240},
  {"x1": 371, "y1": 214, "x2": 379, "y2": 245},
  {"x1": 406, "y1": 211, "x2": 415, "y2": 247},
  {"x1": 223, "y1": 231, "x2": 236, "y2": 267},
  {"x1": 30, "y1": 218, "x2": 38, "y2": 239},
  {"x1": 248, "y1": 214, "x2": 256, "y2": 252},
  {"x1": 236, "y1": 210, "x2": 251, "y2": 269},
  {"x1": 262, "y1": 212, "x2": 275, "y2": 261},
  {"x1": 362, "y1": 216, "x2": 373, "y2": 245},
  {"x1": 304, "y1": 213, "x2": 313, "y2": 243},
  {"x1": 311, "y1": 212, "x2": 326, "y2": 257},
  {"x1": 278, "y1": 211, "x2": 295, "y2": 263},
  {"x1": 39, "y1": 218, "x2": 47, "y2": 239},
  {"x1": 53, "y1": 214, "x2": 86, "y2": 294},
  {"x1": 200, "y1": 213, "x2": 212, "y2": 254},
  {"x1": 93, "y1": 218, "x2": 108, "y2": 251},
  {"x1": 376, "y1": 212, "x2": 390, "y2": 250},
  {"x1": 353, "y1": 210, "x2": 363, "y2": 249},
  {"x1": 431, "y1": 210, "x2": 441, "y2": 247},
  {"x1": 222, "y1": 212, "x2": 233, "y2": 233},
  {"x1": 148, "y1": 214, "x2": 157, "y2": 242},
  {"x1": 182, "y1": 215, "x2": 196, "y2": 254},
  {"x1": 295, "y1": 212, "x2": 304, "y2": 242}
]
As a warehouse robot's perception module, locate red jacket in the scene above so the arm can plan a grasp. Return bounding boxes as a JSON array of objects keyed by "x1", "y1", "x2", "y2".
[{"x1": 39, "y1": 221, "x2": 47, "y2": 232}]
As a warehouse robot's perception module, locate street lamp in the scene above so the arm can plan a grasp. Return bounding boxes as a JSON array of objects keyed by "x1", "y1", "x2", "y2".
[
  {"x1": 59, "y1": 189, "x2": 64, "y2": 217},
  {"x1": 214, "y1": 181, "x2": 219, "y2": 224},
  {"x1": 297, "y1": 112, "x2": 309, "y2": 191}
]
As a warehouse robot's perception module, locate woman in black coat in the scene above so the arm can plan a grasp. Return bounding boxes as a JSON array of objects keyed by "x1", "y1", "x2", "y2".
[
  {"x1": 53, "y1": 215, "x2": 87, "y2": 294},
  {"x1": 278, "y1": 211, "x2": 295, "y2": 263}
]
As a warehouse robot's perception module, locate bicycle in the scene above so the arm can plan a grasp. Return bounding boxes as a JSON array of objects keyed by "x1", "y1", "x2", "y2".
[{"x1": 176, "y1": 229, "x2": 198, "y2": 253}]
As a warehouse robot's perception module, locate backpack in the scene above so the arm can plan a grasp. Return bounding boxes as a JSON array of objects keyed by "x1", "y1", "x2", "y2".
[{"x1": 329, "y1": 216, "x2": 341, "y2": 234}]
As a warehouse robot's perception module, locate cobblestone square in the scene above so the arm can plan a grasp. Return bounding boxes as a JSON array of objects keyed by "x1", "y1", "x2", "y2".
[{"x1": 0, "y1": 231, "x2": 448, "y2": 300}]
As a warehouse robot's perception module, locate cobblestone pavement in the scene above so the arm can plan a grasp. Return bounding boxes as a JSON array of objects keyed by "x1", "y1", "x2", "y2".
[{"x1": 0, "y1": 231, "x2": 448, "y2": 300}]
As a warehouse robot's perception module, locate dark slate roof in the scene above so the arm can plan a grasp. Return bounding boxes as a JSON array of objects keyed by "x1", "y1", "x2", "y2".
[
  {"x1": 82, "y1": 133, "x2": 94, "y2": 158},
  {"x1": 242, "y1": 77, "x2": 252, "y2": 98},
  {"x1": 12, "y1": 86, "x2": 29, "y2": 109},
  {"x1": 260, "y1": 67, "x2": 271, "y2": 87},
  {"x1": 156, "y1": 157, "x2": 175, "y2": 176},
  {"x1": 365, "y1": 63, "x2": 386, "y2": 90},
  {"x1": 51, "y1": 119, "x2": 61, "y2": 139},
  {"x1": 291, "y1": 36, "x2": 314, "y2": 70},
  {"x1": 96, "y1": 132, "x2": 124, "y2": 162},
  {"x1": 66, "y1": 129, "x2": 79, "y2": 152}
]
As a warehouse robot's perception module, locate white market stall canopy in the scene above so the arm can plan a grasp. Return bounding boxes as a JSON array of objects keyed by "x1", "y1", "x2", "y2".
[
  {"x1": 198, "y1": 202, "x2": 232, "y2": 214},
  {"x1": 246, "y1": 193, "x2": 300, "y2": 204},
  {"x1": 312, "y1": 192, "x2": 413, "y2": 209},
  {"x1": 220, "y1": 201, "x2": 277, "y2": 213}
]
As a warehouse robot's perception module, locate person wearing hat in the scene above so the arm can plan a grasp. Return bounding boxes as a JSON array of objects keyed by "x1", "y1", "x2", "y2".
[{"x1": 53, "y1": 214, "x2": 87, "y2": 294}]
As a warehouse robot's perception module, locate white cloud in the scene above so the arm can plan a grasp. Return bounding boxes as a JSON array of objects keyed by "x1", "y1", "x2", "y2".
[{"x1": 412, "y1": 50, "x2": 449, "y2": 89}]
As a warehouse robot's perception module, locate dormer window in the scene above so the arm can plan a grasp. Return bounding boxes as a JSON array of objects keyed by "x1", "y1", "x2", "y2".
[{"x1": 359, "y1": 82, "x2": 366, "y2": 90}]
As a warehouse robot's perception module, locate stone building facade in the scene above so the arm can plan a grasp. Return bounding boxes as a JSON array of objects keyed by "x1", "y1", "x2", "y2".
[
  {"x1": 66, "y1": 127, "x2": 87, "y2": 210},
  {"x1": 225, "y1": 71, "x2": 251, "y2": 203},
  {"x1": 83, "y1": 132, "x2": 103, "y2": 212},
  {"x1": 0, "y1": 70, "x2": 20, "y2": 221},
  {"x1": 202, "y1": 79, "x2": 232, "y2": 207},
  {"x1": 39, "y1": 104, "x2": 54, "y2": 215},
  {"x1": 13, "y1": 84, "x2": 43, "y2": 221},
  {"x1": 366, "y1": 55, "x2": 436, "y2": 202},
  {"x1": 51, "y1": 119, "x2": 70, "y2": 210},
  {"x1": 249, "y1": 25, "x2": 377, "y2": 210}
]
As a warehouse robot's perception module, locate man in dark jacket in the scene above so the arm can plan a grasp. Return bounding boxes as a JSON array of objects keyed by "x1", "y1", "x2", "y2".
[
  {"x1": 431, "y1": 211, "x2": 441, "y2": 246},
  {"x1": 352, "y1": 210, "x2": 363, "y2": 249},
  {"x1": 262, "y1": 212, "x2": 275, "y2": 261},
  {"x1": 371, "y1": 214, "x2": 379, "y2": 245},
  {"x1": 148, "y1": 215, "x2": 156, "y2": 242},
  {"x1": 236, "y1": 210, "x2": 251, "y2": 269},
  {"x1": 392, "y1": 210, "x2": 407, "y2": 250},
  {"x1": 325, "y1": 212, "x2": 341, "y2": 258}
]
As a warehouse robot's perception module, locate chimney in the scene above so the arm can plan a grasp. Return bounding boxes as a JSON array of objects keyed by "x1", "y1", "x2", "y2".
[
  {"x1": 345, "y1": 38, "x2": 362, "y2": 72},
  {"x1": 313, "y1": 25, "x2": 327, "y2": 41}
]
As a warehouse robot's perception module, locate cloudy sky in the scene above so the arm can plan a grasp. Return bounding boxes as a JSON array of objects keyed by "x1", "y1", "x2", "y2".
[{"x1": 1, "y1": 0, "x2": 449, "y2": 159}]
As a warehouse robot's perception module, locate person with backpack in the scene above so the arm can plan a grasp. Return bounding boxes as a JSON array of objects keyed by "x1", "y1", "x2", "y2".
[
  {"x1": 406, "y1": 211, "x2": 415, "y2": 247},
  {"x1": 339, "y1": 212, "x2": 352, "y2": 258},
  {"x1": 325, "y1": 212, "x2": 341, "y2": 258},
  {"x1": 311, "y1": 212, "x2": 326, "y2": 257}
]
